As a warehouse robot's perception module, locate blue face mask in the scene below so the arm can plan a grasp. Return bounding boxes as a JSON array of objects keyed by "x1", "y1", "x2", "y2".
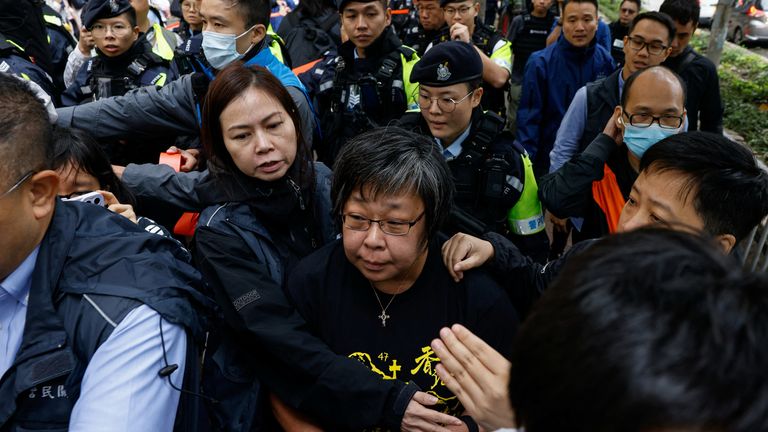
[
  {"x1": 202, "y1": 25, "x2": 256, "y2": 70},
  {"x1": 623, "y1": 122, "x2": 680, "y2": 158}
]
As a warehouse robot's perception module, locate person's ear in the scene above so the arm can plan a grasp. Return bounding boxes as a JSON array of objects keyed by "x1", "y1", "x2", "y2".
[
  {"x1": 132, "y1": 25, "x2": 141, "y2": 39},
  {"x1": 471, "y1": 87, "x2": 483, "y2": 107},
  {"x1": 473, "y1": 1, "x2": 480, "y2": 14},
  {"x1": 28, "y1": 170, "x2": 59, "y2": 221},
  {"x1": 614, "y1": 106, "x2": 624, "y2": 130},
  {"x1": 385, "y1": 7, "x2": 392, "y2": 26},
  {"x1": 250, "y1": 24, "x2": 267, "y2": 46},
  {"x1": 715, "y1": 233, "x2": 737, "y2": 254}
]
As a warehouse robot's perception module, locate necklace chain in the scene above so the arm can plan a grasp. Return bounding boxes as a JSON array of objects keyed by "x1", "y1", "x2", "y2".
[{"x1": 370, "y1": 283, "x2": 400, "y2": 327}]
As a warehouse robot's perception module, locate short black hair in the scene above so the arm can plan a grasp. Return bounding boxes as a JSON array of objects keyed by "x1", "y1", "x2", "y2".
[
  {"x1": 621, "y1": 65, "x2": 686, "y2": 108},
  {"x1": 659, "y1": 0, "x2": 700, "y2": 26},
  {"x1": 510, "y1": 228, "x2": 768, "y2": 432},
  {"x1": 562, "y1": 0, "x2": 598, "y2": 14},
  {"x1": 232, "y1": 0, "x2": 271, "y2": 28},
  {"x1": 331, "y1": 127, "x2": 454, "y2": 247},
  {"x1": 640, "y1": 132, "x2": 768, "y2": 243},
  {"x1": 628, "y1": 11, "x2": 677, "y2": 45},
  {"x1": 50, "y1": 127, "x2": 136, "y2": 206},
  {"x1": 619, "y1": 0, "x2": 641, "y2": 10},
  {"x1": 466, "y1": 77, "x2": 482, "y2": 92},
  {"x1": 0, "y1": 73, "x2": 51, "y2": 186}
]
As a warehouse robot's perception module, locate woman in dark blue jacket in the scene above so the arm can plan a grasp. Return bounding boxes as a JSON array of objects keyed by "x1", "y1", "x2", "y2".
[{"x1": 192, "y1": 64, "x2": 421, "y2": 431}]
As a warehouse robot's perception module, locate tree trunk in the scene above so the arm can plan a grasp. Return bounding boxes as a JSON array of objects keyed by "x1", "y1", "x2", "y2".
[{"x1": 707, "y1": 0, "x2": 734, "y2": 66}]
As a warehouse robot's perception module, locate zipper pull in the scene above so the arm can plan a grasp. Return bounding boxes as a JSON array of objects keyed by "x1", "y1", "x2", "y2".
[{"x1": 288, "y1": 178, "x2": 305, "y2": 210}]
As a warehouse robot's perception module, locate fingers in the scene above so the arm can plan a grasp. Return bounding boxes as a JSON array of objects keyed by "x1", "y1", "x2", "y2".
[
  {"x1": 430, "y1": 332, "x2": 485, "y2": 412},
  {"x1": 98, "y1": 190, "x2": 118, "y2": 205},
  {"x1": 442, "y1": 234, "x2": 472, "y2": 282},
  {"x1": 165, "y1": 146, "x2": 180, "y2": 154},
  {"x1": 451, "y1": 324, "x2": 510, "y2": 375},
  {"x1": 402, "y1": 394, "x2": 463, "y2": 431}
]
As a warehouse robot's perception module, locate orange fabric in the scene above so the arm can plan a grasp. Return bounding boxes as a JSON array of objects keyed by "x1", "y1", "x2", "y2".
[
  {"x1": 158, "y1": 152, "x2": 201, "y2": 236},
  {"x1": 292, "y1": 58, "x2": 323, "y2": 75},
  {"x1": 390, "y1": 8, "x2": 410, "y2": 14},
  {"x1": 592, "y1": 164, "x2": 626, "y2": 234},
  {"x1": 174, "y1": 212, "x2": 200, "y2": 237}
]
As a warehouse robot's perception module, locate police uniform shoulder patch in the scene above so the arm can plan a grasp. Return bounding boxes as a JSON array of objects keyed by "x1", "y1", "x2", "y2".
[
  {"x1": 437, "y1": 62, "x2": 451, "y2": 81},
  {"x1": 0, "y1": 61, "x2": 9, "y2": 73}
]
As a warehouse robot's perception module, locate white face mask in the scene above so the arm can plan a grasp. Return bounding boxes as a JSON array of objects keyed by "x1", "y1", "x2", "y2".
[{"x1": 202, "y1": 25, "x2": 257, "y2": 70}]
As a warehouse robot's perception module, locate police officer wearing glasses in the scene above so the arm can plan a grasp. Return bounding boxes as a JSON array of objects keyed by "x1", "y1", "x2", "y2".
[
  {"x1": 61, "y1": 0, "x2": 178, "y2": 107},
  {"x1": 400, "y1": 41, "x2": 549, "y2": 264}
]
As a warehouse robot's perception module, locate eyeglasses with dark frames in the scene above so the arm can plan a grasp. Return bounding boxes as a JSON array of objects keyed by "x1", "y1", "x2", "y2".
[
  {"x1": 626, "y1": 36, "x2": 669, "y2": 55},
  {"x1": 342, "y1": 212, "x2": 425, "y2": 236},
  {"x1": 0, "y1": 171, "x2": 36, "y2": 201},
  {"x1": 622, "y1": 110, "x2": 684, "y2": 129}
]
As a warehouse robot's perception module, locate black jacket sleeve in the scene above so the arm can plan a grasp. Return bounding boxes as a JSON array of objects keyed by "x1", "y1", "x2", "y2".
[
  {"x1": 194, "y1": 227, "x2": 417, "y2": 430},
  {"x1": 538, "y1": 133, "x2": 617, "y2": 218},
  {"x1": 483, "y1": 231, "x2": 594, "y2": 305},
  {"x1": 696, "y1": 59, "x2": 724, "y2": 134}
]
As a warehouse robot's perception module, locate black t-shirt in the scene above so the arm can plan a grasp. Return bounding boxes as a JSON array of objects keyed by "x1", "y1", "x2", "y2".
[{"x1": 286, "y1": 238, "x2": 518, "y2": 423}]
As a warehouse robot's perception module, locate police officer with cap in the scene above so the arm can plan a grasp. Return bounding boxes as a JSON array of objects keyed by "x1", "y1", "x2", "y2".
[
  {"x1": 62, "y1": 0, "x2": 179, "y2": 165},
  {"x1": 402, "y1": 40, "x2": 549, "y2": 264},
  {"x1": 62, "y1": 0, "x2": 177, "y2": 108}
]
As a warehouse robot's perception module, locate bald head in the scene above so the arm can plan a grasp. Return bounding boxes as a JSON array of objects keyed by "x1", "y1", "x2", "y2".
[
  {"x1": 0, "y1": 73, "x2": 51, "y2": 187},
  {"x1": 621, "y1": 65, "x2": 686, "y2": 110}
]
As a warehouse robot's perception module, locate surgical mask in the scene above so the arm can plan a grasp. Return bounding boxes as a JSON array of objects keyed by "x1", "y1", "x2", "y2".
[
  {"x1": 202, "y1": 25, "x2": 257, "y2": 70},
  {"x1": 622, "y1": 121, "x2": 680, "y2": 159}
]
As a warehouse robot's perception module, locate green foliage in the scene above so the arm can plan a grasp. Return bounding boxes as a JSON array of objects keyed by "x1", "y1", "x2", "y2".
[
  {"x1": 597, "y1": 0, "x2": 619, "y2": 23},
  {"x1": 691, "y1": 33, "x2": 768, "y2": 158}
]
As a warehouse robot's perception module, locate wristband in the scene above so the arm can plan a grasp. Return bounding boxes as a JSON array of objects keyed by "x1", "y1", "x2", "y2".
[{"x1": 460, "y1": 415, "x2": 480, "y2": 432}]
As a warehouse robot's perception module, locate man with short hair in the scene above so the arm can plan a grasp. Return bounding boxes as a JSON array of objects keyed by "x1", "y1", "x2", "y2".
[
  {"x1": 607, "y1": 0, "x2": 639, "y2": 65},
  {"x1": 313, "y1": 0, "x2": 419, "y2": 164},
  {"x1": 442, "y1": 130, "x2": 768, "y2": 308},
  {"x1": 403, "y1": 41, "x2": 549, "y2": 263},
  {"x1": 515, "y1": 0, "x2": 614, "y2": 177},
  {"x1": 505, "y1": 0, "x2": 555, "y2": 133},
  {"x1": 427, "y1": 0, "x2": 513, "y2": 117},
  {"x1": 660, "y1": 0, "x2": 723, "y2": 133},
  {"x1": 56, "y1": 0, "x2": 316, "y2": 159},
  {"x1": 403, "y1": 0, "x2": 448, "y2": 55},
  {"x1": 0, "y1": 73, "x2": 208, "y2": 431},
  {"x1": 433, "y1": 228, "x2": 768, "y2": 432}
]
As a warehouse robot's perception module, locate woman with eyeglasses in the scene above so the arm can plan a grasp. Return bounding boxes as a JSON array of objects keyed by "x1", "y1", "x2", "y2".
[
  {"x1": 282, "y1": 127, "x2": 517, "y2": 431},
  {"x1": 192, "y1": 64, "x2": 482, "y2": 431}
]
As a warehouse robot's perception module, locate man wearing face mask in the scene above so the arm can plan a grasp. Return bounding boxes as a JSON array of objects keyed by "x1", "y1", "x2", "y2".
[
  {"x1": 537, "y1": 65, "x2": 686, "y2": 242},
  {"x1": 56, "y1": 0, "x2": 317, "y2": 156}
]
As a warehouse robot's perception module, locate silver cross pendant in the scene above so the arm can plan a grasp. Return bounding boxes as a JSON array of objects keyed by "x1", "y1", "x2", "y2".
[{"x1": 378, "y1": 312, "x2": 390, "y2": 327}]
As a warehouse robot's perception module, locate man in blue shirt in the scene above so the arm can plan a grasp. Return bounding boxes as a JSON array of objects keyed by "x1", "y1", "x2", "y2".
[
  {"x1": 0, "y1": 73, "x2": 208, "y2": 431},
  {"x1": 515, "y1": 0, "x2": 614, "y2": 178}
]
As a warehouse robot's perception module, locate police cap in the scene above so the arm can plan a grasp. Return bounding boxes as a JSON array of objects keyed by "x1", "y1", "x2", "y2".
[
  {"x1": 410, "y1": 41, "x2": 482, "y2": 87},
  {"x1": 337, "y1": 0, "x2": 382, "y2": 12},
  {"x1": 82, "y1": 0, "x2": 133, "y2": 29}
]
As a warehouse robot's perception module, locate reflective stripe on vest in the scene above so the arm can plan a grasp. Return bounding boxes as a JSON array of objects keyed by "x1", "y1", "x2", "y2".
[
  {"x1": 151, "y1": 23, "x2": 175, "y2": 61},
  {"x1": 592, "y1": 164, "x2": 626, "y2": 233},
  {"x1": 508, "y1": 153, "x2": 545, "y2": 235}
]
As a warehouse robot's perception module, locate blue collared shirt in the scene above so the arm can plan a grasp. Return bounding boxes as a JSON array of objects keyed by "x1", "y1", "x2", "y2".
[
  {"x1": 0, "y1": 248, "x2": 186, "y2": 431},
  {"x1": 437, "y1": 125, "x2": 472, "y2": 161},
  {"x1": 549, "y1": 70, "x2": 626, "y2": 173},
  {"x1": 0, "y1": 247, "x2": 38, "y2": 376}
]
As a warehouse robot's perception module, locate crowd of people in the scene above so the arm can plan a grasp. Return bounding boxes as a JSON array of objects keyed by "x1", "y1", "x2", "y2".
[{"x1": 0, "y1": 0, "x2": 766, "y2": 430}]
